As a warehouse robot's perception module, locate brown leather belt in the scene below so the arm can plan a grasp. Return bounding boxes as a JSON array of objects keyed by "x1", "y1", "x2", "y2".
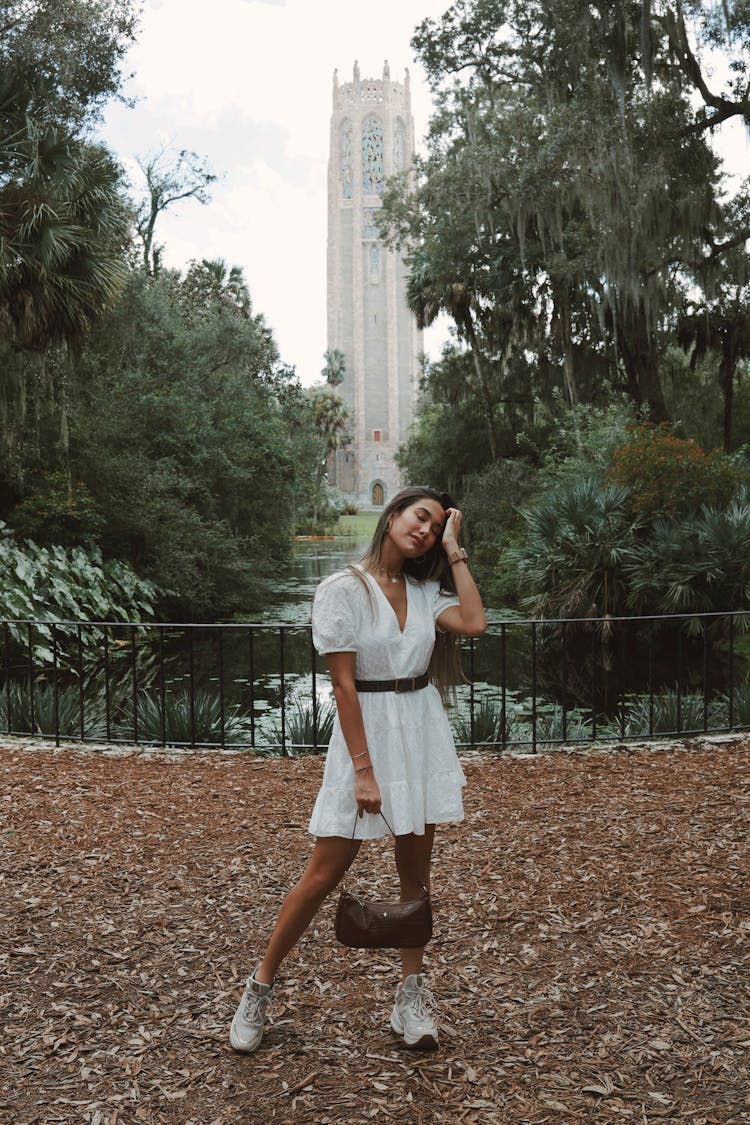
[{"x1": 354, "y1": 672, "x2": 429, "y2": 694}]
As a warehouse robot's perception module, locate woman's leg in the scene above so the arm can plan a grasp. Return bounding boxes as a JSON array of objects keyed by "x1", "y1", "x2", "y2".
[
  {"x1": 394, "y1": 824, "x2": 435, "y2": 981},
  {"x1": 255, "y1": 835, "x2": 360, "y2": 984}
]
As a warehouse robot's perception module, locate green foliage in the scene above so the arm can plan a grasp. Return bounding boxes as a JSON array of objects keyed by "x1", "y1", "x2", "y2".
[
  {"x1": 535, "y1": 399, "x2": 639, "y2": 490},
  {"x1": 0, "y1": 1, "x2": 139, "y2": 131},
  {"x1": 9, "y1": 473, "x2": 103, "y2": 547},
  {"x1": 0, "y1": 523, "x2": 157, "y2": 668},
  {"x1": 0, "y1": 680, "x2": 107, "y2": 739},
  {"x1": 517, "y1": 480, "x2": 640, "y2": 618},
  {"x1": 460, "y1": 458, "x2": 542, "y2": 594},
  {"x1": 609, "y1": 425, "x2": 749, "y2": 519},
  {"x1": 264, "y1": 696, "x2": 337, "y2": 753},
  {"x1": 625, "y1": 496, "x2": 750, "y2": 614},
  {"x1": 71, "y1": 268, "x2": 317, "y2": 618},
  {"x1": 451, "y1": 694, "x2": 510, "y2": 747},
  {"x1": 614, "y1": 691, "x2": 711, "y2": 737},
  {"x1": 119, "y1": 688, "x2": 251, "y2": 746},
  {"x1": 712, "y1": 685, "x2": 750, "y2": 729},
  {"x1": 397, "y1": 402, "x2": 487, "y2": 497},
  {"x1": 523, "y1": 705, "x2": 593, "y2": 748}
]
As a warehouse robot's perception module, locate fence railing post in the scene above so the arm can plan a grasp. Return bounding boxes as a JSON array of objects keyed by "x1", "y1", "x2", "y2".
[{"x1": 0, "y1": 610, "x2": 745, "y2": 753}]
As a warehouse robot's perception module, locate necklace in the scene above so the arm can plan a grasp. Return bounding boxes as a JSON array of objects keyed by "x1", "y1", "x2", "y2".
[{"x1": 375, "y1": 563, "x2": 403, "y2": 584}]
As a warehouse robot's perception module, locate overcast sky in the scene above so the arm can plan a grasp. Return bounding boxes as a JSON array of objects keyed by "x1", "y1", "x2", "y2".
[{"x1": 103, "y1": 0, "x2": 454, "y2": 386}]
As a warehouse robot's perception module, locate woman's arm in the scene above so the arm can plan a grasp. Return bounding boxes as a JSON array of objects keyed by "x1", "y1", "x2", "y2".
[
  {"x1": 326, "y1": 651, "x2": 382, "y2": 817},
  {"x1": 435, "y1": 508, "x2": 487, "y2": 637}
]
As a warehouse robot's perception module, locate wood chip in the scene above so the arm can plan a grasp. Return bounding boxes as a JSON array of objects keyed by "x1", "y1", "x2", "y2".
[{"x1": 2, "y1": 738, "x2": 749, "y2": 1122}]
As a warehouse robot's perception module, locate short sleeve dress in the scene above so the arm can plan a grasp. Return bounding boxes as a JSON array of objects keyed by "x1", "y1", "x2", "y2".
[{"x1": 308, "y1": 567, "x2": 467, "y2": 839}]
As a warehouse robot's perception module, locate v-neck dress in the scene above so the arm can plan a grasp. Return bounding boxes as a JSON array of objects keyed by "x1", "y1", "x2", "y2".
[{"x1": 308, "y1": 568, "x2": 467, "y2": 839}]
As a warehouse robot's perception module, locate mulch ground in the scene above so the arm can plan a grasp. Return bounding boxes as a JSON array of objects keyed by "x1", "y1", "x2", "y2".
[{"x1": 1, "y1": 738, "x2": 749, "y2": 1125}]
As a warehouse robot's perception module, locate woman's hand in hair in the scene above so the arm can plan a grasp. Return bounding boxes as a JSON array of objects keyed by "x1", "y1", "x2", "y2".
[{"x1": 441, "y1": 507, "x2": 463, "y2": 552}]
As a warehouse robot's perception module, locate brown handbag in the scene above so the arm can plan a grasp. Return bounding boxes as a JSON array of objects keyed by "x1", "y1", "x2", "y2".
[{"x1": 334, "y1": 813, "x2": 433, "y2": 950}]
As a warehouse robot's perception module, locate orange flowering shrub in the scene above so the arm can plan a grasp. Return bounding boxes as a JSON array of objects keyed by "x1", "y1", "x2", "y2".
[{"x1": 608, "y1": 424, "x2": 748, "y2": 519}]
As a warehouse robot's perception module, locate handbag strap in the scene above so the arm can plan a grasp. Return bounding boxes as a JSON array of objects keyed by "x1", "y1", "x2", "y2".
[{"x1": 344, "y1": 811, "x2": 430, "y2": 897}]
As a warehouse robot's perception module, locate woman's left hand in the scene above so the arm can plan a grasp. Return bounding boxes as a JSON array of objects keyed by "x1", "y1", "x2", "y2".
[{"x1": 442, "y1": 507, "x2": 463, "y2": 553}]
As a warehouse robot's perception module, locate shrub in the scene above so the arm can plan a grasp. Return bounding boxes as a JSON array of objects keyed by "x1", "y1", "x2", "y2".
[
  {"x1": 0, "y1": 681, "x2": 107, "y2": 739},
  {"x1": 711, "y1": 684, "x2": 750, "y2": 729},
  {"x1": 524, "y1": 705, "x2": 594, "y2": 747},
  {"x1": 116, "y1": 687, "x2": 251, "y2": 746},
  {"x1": 452, "y1": 694, "x2": 513, "y2": 747},
  {"x1": 614, "y1": 690, "x2": 710, "y2": 737},
  {"x1": 608, "y1": 424, "x2": 748, "y2": 519},
  {"x1": 9, "y1": 472, "x2": 103, "y2": 547},
  {"x1": 516, "y1": 479, "x2": 639, "y2": 617},
  {"x1": 264, "y1": 696, "x2": 337, "y2": 753},
  {"x1": 624, "y1": 494, "x2": 750, "y2": 614},
  {"x1": 0, "y1": 524, "x2": 157, "y2": 672}
]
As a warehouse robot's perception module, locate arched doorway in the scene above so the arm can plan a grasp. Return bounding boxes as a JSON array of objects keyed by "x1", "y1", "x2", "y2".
[{"x1": 371, "y1": 482, "x2": 384, "y2": 507}]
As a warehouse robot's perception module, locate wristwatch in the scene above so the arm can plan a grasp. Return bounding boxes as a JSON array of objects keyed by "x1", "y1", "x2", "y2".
[{"x1": 447, "y1": 547, "x2": 469, "y2": 566}]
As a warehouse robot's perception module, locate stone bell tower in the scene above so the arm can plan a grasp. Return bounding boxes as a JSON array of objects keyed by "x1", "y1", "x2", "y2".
[{"x1": 326, "y1": 61, "x2": 422, "y2": 510}]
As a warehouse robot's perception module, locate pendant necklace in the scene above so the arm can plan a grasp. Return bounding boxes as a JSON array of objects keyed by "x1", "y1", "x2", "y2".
[{"x1": 376, "y1": 564, "x2": 403, "y2": 585}]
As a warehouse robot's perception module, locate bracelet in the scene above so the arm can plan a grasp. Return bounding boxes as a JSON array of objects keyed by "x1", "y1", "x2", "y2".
[
  {"x1": 351, "y1": 750, "x2": 368, "y2": 759},
  {"x1": 355, "y1": 764, "x2": 373, "y2": 774}
]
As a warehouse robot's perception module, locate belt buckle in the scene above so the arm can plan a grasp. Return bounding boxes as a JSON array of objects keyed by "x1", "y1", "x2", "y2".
[{"x1": 395, "y1": 677, "x2": 413, "y2": 694}]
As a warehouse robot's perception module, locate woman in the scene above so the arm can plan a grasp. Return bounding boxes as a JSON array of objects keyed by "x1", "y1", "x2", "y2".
[{"x1": 230, "y1": 487, "x2": 486, "y2": 1053}]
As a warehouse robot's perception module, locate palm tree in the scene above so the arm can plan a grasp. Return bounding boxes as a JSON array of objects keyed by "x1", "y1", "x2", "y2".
[
  {"x1": 518, "y1": 479, "x2": 640, "y2": 619},
  {"x1": 183, "y1": 258, "x2": 252, "y2": 319},
  {"x1": 308, "y1": 385, "x2": 352, "y2": 458},
  {"x1": 0, "y1": 73, "x2": 128, "y2": 349},
  {"x1": 0, "y1": 71, "x2": 128, "y2": 493},
  {"x1": 321, "y1": 348, "x2": 346, "y2": 386}
]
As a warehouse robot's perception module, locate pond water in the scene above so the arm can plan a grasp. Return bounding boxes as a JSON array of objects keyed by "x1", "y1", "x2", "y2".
[{"x1": 259, "y1": 536, "x2": 370, "y2": 625}]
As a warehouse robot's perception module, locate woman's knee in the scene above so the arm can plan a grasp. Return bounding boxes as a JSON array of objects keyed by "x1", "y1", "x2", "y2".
[{"x1": 302, "y1": 844, "x2": 352, "y2": 899}]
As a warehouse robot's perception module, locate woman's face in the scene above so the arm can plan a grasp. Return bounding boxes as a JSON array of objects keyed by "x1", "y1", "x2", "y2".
[{"x1": 388, "y1": 497, "x2": 446, "y2": 558}]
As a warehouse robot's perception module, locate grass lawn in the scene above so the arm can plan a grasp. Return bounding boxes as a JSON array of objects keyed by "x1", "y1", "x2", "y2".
[{"x1": 331, "y1": 511, "x2": 379, "y2": 537}]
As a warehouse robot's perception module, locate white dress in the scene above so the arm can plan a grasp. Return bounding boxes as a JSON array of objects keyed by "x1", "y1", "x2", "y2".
[{"x1": 308, "y1": 567, "x2": 467, "y2": 840}]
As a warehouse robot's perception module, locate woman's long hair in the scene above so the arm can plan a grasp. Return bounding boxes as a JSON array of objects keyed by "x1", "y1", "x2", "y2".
[{"x1": 351, "y1": 486, "x2": 465, "y2": 700}]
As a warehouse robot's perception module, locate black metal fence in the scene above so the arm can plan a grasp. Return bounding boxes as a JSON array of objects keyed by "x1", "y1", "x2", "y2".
[{"x1": 1, "y1": 610, "x2": 748, "y2": 753}]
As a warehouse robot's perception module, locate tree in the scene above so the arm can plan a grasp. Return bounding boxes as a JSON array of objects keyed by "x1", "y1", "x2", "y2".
[
  {"x1": 305, "y1": 384, "x2": 352, "y2": 520},
  {"x1": 0, "y1": 67, "x2": 130, "y2": 500},
  {"x1": 0, "y1": 0, "x2": 139, "y2": 130},
  {"x1": 321, "y1": 348, "x2": 346, "y2": 386},
  {"x1": 134, "y1": 147, "x2": 216, "y2": 275},
  {"x1": 307, "y1": 385, "x2": 352, "y2": 459},
  {"x1": 381, "y1": 0, "x2": 749, "y2": 436},
  {"x1": 70, "y1": 268, "x2": 319, "y2": 618}
]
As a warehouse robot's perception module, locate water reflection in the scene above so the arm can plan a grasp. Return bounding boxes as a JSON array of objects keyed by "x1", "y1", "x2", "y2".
[{"x1": 259, "y1": 537, "x2": 370, "y2": 625}]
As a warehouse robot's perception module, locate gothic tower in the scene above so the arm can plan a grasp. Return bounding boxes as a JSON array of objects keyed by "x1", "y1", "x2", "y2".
[{"x1": 327, "y1": 61, "x2": 422, "y2": 510}]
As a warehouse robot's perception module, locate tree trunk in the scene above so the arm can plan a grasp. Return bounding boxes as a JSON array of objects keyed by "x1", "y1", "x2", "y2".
[
  {"x1": 619, "y1": 307, "x2": 669, "y2": 423},
  {"x1": 463, "y1": 311, "x2": 498, "y2": 460},
  {"x1": 557, "y1": 289, "x2": 579, "y2": 410},
  {"x1": 719, "y1": 334, "x2": 736, "y2": 452}
]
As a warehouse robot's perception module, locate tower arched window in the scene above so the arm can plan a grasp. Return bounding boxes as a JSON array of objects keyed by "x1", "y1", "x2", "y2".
[
  {"x1": 393, "y1": 118, "x2": 406, "y2": 172},
  {"x1": 340, "y1": 120, "x2": 353, "y2": 199},
  {"x1": 361, "y1": 116, "x2": 384, "y2": 194}
]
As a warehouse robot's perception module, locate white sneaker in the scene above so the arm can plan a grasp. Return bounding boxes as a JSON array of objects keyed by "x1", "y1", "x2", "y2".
[
  {"x1": 390, "y1": 973, "x2": 438, "y2": 1050},
  {"x1": 229, "y1": 969, "x2": 274, "y2": 1053}
]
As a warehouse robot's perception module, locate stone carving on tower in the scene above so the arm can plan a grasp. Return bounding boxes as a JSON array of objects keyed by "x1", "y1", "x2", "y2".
[{"x1": 327, "y1": 61, "x2": 422, "y2": 510}]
